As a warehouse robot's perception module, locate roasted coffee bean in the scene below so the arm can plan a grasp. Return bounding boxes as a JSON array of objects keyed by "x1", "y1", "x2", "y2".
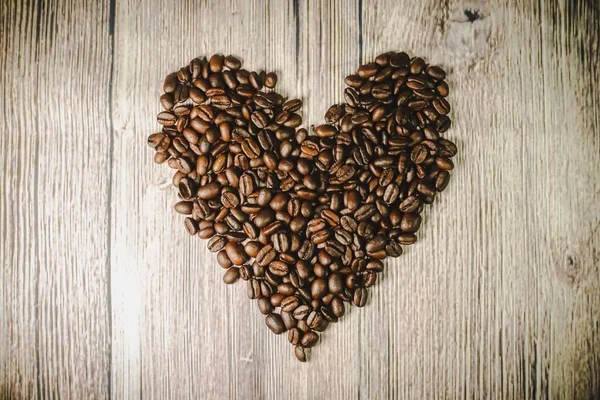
[
  {"x1": 435, "y1": 170, "x2": 450, "y2": 191},
  {"x1": 355, "y1": 204, "x2": 376, "y2": 221},
  {"x1": 294, "y1": 345, "x2": 307, "y2": 362},
  {"x1": 222, "y1": 267, "x2": 240, "y2": 284},
  {"x1": 301, "y1": 331, "x2": 319, "y2": 348},
  {"x1": 366, "y1": 235, "x2": 388, "y2": 252},
  {"x1": 399, "y1": 196, "x2": 420, "y2": 212},
  {"x1": 269, "y1": 261, "x2": 290, "y2": 277},
  {"x1": 310, "y1": 278, "x2": 328, "y2": 299},
  {"x1": 265, "y1": 313, "x2": 286, "y2": 334},
  {"x1": 256, "y1": 244, "x2": 276, "y2": 266},
  {"x1": 315, "y1": 124, "x2": 337, "y2": 138},
  {"x1": 307, "y1": 311, "x2": 324, "y2": 329},
  {"x1": 272, "y1": 232, "x2": 290, "y2": 253},
  {"x1": 225, "y1": 242, "x2": 247, "y2": 265},
  {"x1": 298, "y1": 240, "x2": 315, "y2": 260},
  {"x1": 426, "y1": 65, "x2": 446, "y2": 80},
  {"x1": 334, "y1": 228, "x2": 353, "y2": 245},
  {"x1": 386, "y1": 241, "x2": 403, "y2": 257},
  {"x1": 288, "y1": 328, "x2": 302, "y2": 345},
  {"x1": 281, "y1": 296, "x2": 301, "y2": 312},
  {"x1": 281, "y1": 311, "x2": 298, "y2": 330},
  {"x1": 389, "y1": 52, "x2": 410, "y2": 67},
  {"x1": 260, "y1": 281, "x2": 273, "y2": 297},
  {"x1": 264, "y1": 72, "x2": 278, "y2": 88},
  {"x1": 357, "y1": 63, "x2": 379, "y2": 78},
  {"x1": 197, "y1": 182, "x2": 221, "y2": 199},
  {"x1": 340, "y1": 215, "x2": 358, "y2": 232},
  {"x1": 207, "y1": 235, "x2": 227, "y2": 252},
  {"x1": 184, "y1": 217, "x2": 199, "y2": 235},
  {"x1": 174, "y1": 201, "x2": 193, "y2": 215},
  {"x1": 401, "y1": 213, "x2": 422, "y2": 233},
  {"x1": 257, "y1": 297, "x2": 274, "y2": 315},
  {"x1": 157, "y1": 112, "x2": 177, "y2": 126},
  {"x1": 325, "y1": 240, "x2": 344, "y2": 257},
  {"x1": 293, "y1": 305, "x2": 311, "y2": 320},
  {"x1": 247, "y1": 279, "x2": 261, "y2": 299},
  {"x1": 353, "y1": 287, "x2": 368, "y2": 307}
]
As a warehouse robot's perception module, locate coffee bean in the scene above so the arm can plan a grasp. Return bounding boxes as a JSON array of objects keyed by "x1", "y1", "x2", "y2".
[
  {"x1": 196, "y1": 182, "x2": 221, "y2": 199},
  {"x1": 336, "y1": 165, "x2": 355, "y2": 182},
  {"x1": 417, "y1": 181, "x2": 436, "y2": 197},
  {"x1": 324, "y1": 104, "x2": 343, "y2": 124},
  {"x1": 269, "y1": 261, "x2": 290, "y2": 277},
  {"x1": 265, "y1": 313, "x2": 286, "y2": 334},
  {"x1": 157, "y1": 112, "x2": 177, "y2": 126},
  {"x1": 223, "y1": 267, "x2": 239, "y2": 284},
  {"x1": 411, "y1": 144, "x2": 428, "y2": 164},
  {"x1": 293, "y1": 305, "x2": 311, "y2": 320},
  {"x1": 389, "y1": 52, "x2": 409, "y2": 67},
  {"x1": 386, "y1": 241, "x2": 403, "y2": 257},
  {"x1": 400, "y1": 213, "x2": 422, "y2": 233},
  {"x1": 357, "y1": 63, "x2": 379, "y2": 78},
  {"x1": 300, "y1": 140, "x2": 320, "y2": 157},
  {"x1": 366, "y1": 235, "x2": 388, "y2": 252},
  {"x1": 383, "y1": 184, "x2": 400, "y2": 204},
  {"x1": 217, "y1": 250, "x2": 233, "y2": 269},
  {"x1": 288, "y1": 328, "x2": 302, "y2": 345},
  {"x1": 354, "y1": 204, "x2": 376, "y2": 221},
  {"x1": 426, "y1": 65, "x2": 446, "y2": 80},
  {"x1": 339, "y1": 215, "x2": 358, "y2": 232},
  {"x1": 310, "y1": 230, "x2": 329, "y2": 245},
  {"x1": 307, "y1": 311, "x2": 324, "y2": 330},
  {"x1": 207, "y1": 235, "x2": 227, "y2": 252},
  {"x1": 334, "y1": 228, "x2": 353, "y2": 246},
  {"x1": 294, "y1": 345, "x2": 307, "y2": 362},
  {"x1": 249, "y1": 245, "x2": 274, "y2": 270},
  {"x1": 301, "y1": 331, "x2": 319, "y2": 348},
  {"x1": 325, "y1": 240, "x2": 344, "y2": 258},
  {"x1": 298, "y1": 240, "x2": 315, "y2": 260},
  {"x1": 174, "y1": 201, "x2": 193, "y2": 215},
  {"x1": 281, "y1": 311, "x2": 298, "y2": 330},
  {"x1": 257, "y1": 297, "x2": 274, "y2": 315},
  {"x1": 247, "y1": 279, "x2": 261, "y2": 299},
  {"x1": 310, "y1": 278, "x2": 328, "y2": 299},
  {"x1": 435, "y1": 170, "x2": 450, "y2": 191},
  {"x1": 224, "y1": 242, "x2": 247, "y2": 265},
  {"x1": 281, "y1": 296, "x2": 300, "y2": 313},
  {"x1": 223, "y1": 55, "x2": 242, "y2": 70},
  {"x1": 353, "y1": 287, "x2": 368, "y2": 307},
  {"x1": 315, "y1": 124, "x2": 337, "y2": 138},
  {"x1": 264, "y1": 72, "x2": 278, "y2": 88},
  {"x1": 272, "y1": 232, "x2": 289, "y2": 253}
]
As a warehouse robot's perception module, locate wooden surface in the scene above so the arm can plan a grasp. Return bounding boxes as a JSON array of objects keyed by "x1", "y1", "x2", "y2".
[{"x1": 1, "y1": 0, "x2": 599, "y2": 398}]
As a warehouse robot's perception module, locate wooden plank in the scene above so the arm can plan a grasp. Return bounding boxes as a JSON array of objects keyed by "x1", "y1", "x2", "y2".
[
  {"x1": 0, "y1": 1, "x2": 42, "y2": 397},
  {"x1": 359, "y1": 0, "x2": 600, "y2": 399},
  {"x1": 108, "y1": 1, "x2": 297, "y2": 398},
  {"x1": 0, "y1": 0, "x2": 113, "y2": 398}
]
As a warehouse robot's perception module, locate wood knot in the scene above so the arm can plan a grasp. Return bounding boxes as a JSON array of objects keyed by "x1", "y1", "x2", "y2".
[
  {"x1": 464, "y1": 9, "x2": 483, "y2": 23},
  {"x1": 555, "y1": 254, "x2": 585, "y2": 288},
  {"x1": 439, "y1": 3, "x2": 500, "y2": 71}
]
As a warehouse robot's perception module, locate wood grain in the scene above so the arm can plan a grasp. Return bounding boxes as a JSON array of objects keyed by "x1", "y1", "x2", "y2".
[
  {"x1": 1, "y1": 0, "x2": 112, "y2": 398},
  {"x1": 1, "y1": 0, "x2": 599, "y2": 398}
]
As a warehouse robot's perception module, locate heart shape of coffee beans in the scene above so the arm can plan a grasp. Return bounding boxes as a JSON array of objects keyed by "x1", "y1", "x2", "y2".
[{"x1": 148, "y1": 52, "x2": 456, "y2": 362}]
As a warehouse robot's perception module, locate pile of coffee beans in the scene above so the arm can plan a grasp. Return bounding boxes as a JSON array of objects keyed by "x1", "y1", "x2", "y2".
[{"x1": 148, "y1": 52, "x2": 456, "y2": 362}]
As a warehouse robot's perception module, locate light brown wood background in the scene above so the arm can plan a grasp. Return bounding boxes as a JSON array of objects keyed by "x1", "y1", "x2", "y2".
[{"x1": 1, "y1": 0, "x2": 599, "y2": 398}]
